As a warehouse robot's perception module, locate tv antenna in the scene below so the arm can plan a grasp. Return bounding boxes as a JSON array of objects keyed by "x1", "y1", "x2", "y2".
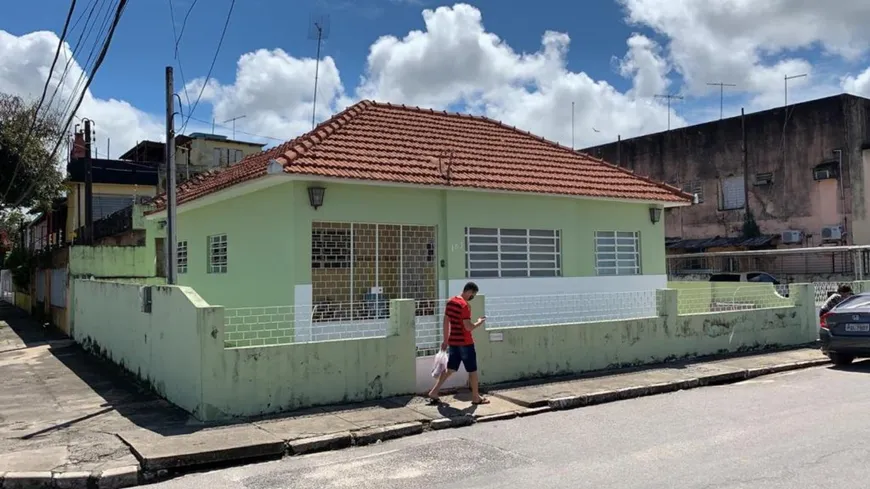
[
  {"x1": 655, "y1": 93, "x2": 684, "y2": 131},
  {"x1": 706, "y1": 82, "x2": 737, "y2": 119},
  {"x1": 308, "y1": 14, "x2": 331, "y2": 130}
]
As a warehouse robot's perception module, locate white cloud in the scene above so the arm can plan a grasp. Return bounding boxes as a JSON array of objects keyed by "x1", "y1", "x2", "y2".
[
  {"x1": 619, "y1": 0, "x2": 870, "y2": 100},
  {"x1": 0, "y1": 30, "x2": 163, "y2": 161},
  {"x1": 183, "y1": 47, "x2": 347, "y2": 140},
  {"x1": 843, "y1": 67, "x2": 870, "y2": 97}
]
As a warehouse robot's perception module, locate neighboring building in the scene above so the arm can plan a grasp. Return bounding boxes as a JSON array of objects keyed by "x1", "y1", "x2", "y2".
[
  {"x1": 120, "y1": 132, "x2": 265, "y2": 190},
  {"x1": 147, "y1": 100, "x2": 690, "y2": 338},
  {"x1": 582, "y1": 93, "x2": 870, "y2": 250},
  {"x1": 66, "y1": 133, "x2": 160, "y2": 244}
]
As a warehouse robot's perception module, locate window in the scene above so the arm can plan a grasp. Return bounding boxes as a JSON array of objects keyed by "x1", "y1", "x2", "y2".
[
  {"x1": 93, "y1": 194, "x2": 134, "y2": 219},
  {"x1": 682, "y1": 180, "x2": 704, "y2": 203},
  {"x1": 177, "y1": 241, "x2": 188, "y2": 274},
  {"x1": 719, "y1": 175, "x2": 745, "y2": 210},
  {"x1": 594, "y1": 231, "x2": 640, "y2": 276},
  {"x1": 465, "y1": 227, "x2": 562, "y2": 278},
  {"x1": 207, "y1": 234, "x2": 227, "y2": 273},
  {"x1": 212, "y1": 148, "x2": 245, "y2": 167}
]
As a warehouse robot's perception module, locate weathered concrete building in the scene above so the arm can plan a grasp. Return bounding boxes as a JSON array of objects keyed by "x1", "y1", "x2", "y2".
[{"x1": 582, "y1": 94, "x2": 870, "y2": 248}]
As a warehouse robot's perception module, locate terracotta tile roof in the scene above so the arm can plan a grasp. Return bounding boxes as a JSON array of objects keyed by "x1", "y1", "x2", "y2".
[{"x1": 149, "y1": 100, "x2": 691, "y2": 211}]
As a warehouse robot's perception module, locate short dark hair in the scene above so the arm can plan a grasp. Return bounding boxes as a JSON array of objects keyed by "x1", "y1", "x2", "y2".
[
  {"x1": 838, "y1": 285, "x2": 854, "y2": 294},
  {"x1": 463, "y1": 282, "x2": 479, "y2": 293}
]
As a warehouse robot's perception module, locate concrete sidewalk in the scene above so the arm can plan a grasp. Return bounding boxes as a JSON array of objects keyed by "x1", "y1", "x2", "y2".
[{"x1": 0, "y1": 300, "x2": 830, "y2": 488}]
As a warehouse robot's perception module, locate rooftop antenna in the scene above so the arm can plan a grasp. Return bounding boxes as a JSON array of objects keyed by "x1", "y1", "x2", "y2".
[
  {"x1": 654, "y1": 93, "x2": 684, "y2": 131},
  {"x1": 308, "y1": 14, "x2": 331, "y2": 130},
  {"x1": 784, "y1": 73, "x2": 806, "y2": 108},
  {"x1": 571, "y1": 101, "x2": 575, "y2": 150},
  {"x1": 706, "y1": 82, "x2": 737, "y2": 119},
  {"x1": 223, "y1": 115, "x2": 246, "y2": 139}
]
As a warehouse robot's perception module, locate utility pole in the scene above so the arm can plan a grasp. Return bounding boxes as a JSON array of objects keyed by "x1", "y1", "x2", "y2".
[
  {"x1": 784, "y1": 73, "x2": 807, "y2": 107},
  {"x1": 165, "y1": 66, "x2": 178, "y2": 284},
  {"x1": 223, "y1": 115, "x2": 246, "y2": 139},
  {"x1": 655, "y1": 93, "x2": 684, "y2": 131},
  {"x1": 706, "y1": 82, "x2": 736, "y2": 119},
  {"x1": 83, "y1": 119, "x2": 93, "y2": 245},
  {"x1": 741, "y1": 108, "x2": 748, "y2": 211}
]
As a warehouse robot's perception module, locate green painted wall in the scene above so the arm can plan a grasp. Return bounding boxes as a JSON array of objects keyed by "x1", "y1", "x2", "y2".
[
  {"x1": 175, "y1": 184, "x2": 296, "y2": 308},
  {"x1": 173, "y1": 179, "x2": 667, "y2": 308},
  {"x1": 473, "y1": 284, "x2": 817, "y2": 385},
  {"x1": 72, "y1": 280, "x2": 221, "y2": 418},
  {"x1": 69, "y1": 245, "x2": 155, "y2": 277}
]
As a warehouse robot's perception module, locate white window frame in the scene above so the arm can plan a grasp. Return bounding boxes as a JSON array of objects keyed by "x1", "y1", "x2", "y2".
[
  {"x1": 594, "y1": 231, "x2": 641, "y2": 276},
  {"x1": 177, "y1": 240, "x2": 188, "y2": 274},
  {"x1": 465, "y1": 227, "x2": 562, "y2": 278},
  {"x1": 207, "y1": 234, "x2": 227, "y2": 274}
]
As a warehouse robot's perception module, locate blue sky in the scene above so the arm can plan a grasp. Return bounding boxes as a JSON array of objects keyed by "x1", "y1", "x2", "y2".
[
  {"x1": 2, "y1": 0, "x2": 634, "y2": 115},
  {"x1": 2, "y1": 0, "x2": 870, "y2": 152}
]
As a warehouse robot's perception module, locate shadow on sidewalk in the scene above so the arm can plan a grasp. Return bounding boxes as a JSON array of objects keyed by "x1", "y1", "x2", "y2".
[{"x1": 0, "y1": 301, "x2": 206, "y2": 440}]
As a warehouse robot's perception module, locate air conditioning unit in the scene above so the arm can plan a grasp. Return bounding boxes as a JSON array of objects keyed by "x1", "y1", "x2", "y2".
[
  {"x1": 814, "y1": 168, "x2": 834, "y2": 181},
  {"x1": 781, "y1": 230, "x2": 803, "y2": 244},
  {"x1": 821, "y1": 225, "x2": 843, "y2": 241},
  {"x1": 754, "y1": 172, "x2": 774, "y2": 186}
]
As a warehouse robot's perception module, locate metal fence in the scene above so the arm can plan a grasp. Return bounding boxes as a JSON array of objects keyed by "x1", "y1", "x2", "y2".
[
  {"x1": 484, "y1": 290, "x2": 661, "y2": 328},
  {"x1": 675, "y1": 284, "x2": 795, "y2": 315},
  {"x1": 667, "y1": 245, "x2": 870, "y2": 283}
]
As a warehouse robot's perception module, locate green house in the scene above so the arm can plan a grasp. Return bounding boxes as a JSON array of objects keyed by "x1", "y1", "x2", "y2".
[{"x1": 147, "y1": 101, "x2": 691, "y2": 348}]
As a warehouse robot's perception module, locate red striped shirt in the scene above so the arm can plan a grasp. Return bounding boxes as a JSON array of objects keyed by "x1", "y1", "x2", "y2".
[{"x1": 446, "y1": 296, "x2": 473, "y2": 346}]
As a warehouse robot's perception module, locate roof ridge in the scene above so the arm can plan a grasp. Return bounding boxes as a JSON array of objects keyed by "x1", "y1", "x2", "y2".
[
  {"x1": 368, "y1": 101, "x2": 690, "y2": 202},
  {"x1": 275, "y1": 100, "x2": 375, "y2": 167}
]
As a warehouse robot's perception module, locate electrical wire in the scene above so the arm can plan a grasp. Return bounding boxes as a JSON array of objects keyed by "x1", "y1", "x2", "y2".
[
  {"x1": 184, "y1": 115, "x2": 284, "y2": 142},
  {"x1": 2, "y1": 0, "x2": 78, "y2": 205},
  {"x1": 14, "y1": 0, "x2": 129, "y2": 208},
  {"x1": 179, "y1": 0, "x2": 236, "y2": 133},
  {"x1": 166, "y1": 0, "x2": 193, "y2": 112},
  {"x1": 44, "y1": 0, "x2": 103, "y2": 114}
]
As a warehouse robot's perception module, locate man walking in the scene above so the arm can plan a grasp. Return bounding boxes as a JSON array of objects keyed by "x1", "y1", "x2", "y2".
[{"x1": 428, "y1": 282, "x2": 489, "y2": 405}]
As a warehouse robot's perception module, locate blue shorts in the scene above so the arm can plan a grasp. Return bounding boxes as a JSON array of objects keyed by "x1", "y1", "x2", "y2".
[{"x1": 447, "y1": 344, "x2": 478, "y2": 373}]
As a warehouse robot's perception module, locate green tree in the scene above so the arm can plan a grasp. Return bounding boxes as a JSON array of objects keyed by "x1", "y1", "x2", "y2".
[{"x1": 0, "y1": 92, "x2": 65, "y2": 210}]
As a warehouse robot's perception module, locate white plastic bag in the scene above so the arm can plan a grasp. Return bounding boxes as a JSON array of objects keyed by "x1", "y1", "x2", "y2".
[{"x1": 431, "y1": 350, "x2": 448, "y2": 378}]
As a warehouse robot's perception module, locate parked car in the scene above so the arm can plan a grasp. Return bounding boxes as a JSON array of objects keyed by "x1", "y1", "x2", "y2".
[
  {"x1": 819, "y1": 293, "x2": 870, "y2": 366},
  {"x1": 709, "y1": 272, "x2": 789, "y2": 297}
]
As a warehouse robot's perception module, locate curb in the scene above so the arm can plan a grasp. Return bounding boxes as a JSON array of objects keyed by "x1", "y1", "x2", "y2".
[
  {"x1": 0, "y1": 466, "x2": 141, "y2": 489},
  {"x1": 547, "y1": 359, "x2": 830, "y2": 412},
  {"x1": 1, "y1": 358, "x2": 829, "y2": 489}
]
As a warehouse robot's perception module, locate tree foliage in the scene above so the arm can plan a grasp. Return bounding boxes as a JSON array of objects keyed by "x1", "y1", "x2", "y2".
[{"x1": 0, "y1": 92, "x2": 65, "y2": 210}]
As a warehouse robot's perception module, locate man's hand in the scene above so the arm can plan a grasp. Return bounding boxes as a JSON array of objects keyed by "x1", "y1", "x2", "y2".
[
  {"x1": 440, "y1": 341, "x2": 448, "y2": 351},
  {"x1": 473, "y1": 316, "x2": 486, "y2": 329}
]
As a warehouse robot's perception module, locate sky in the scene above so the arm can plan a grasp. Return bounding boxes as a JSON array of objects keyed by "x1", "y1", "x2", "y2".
[{"x1": 2, "y1": 0, "x2": 870, "y2": 159}]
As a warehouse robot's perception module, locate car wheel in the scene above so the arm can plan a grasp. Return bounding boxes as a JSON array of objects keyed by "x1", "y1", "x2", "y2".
[{"x1": 828, "y1": 352, "x2": 855, "y2": 366}]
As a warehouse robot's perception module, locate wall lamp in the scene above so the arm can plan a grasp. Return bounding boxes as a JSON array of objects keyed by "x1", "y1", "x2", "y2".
[
  {"x1": 307, "y1": 186, "x2": 326, "y2": 210},
  {"x1": 649, "y1": 206, "x2": 662, "y2": 224}
]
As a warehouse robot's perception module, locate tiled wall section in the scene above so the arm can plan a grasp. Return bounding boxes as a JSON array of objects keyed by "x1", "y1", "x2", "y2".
[{"x1": 224, "y1": 306, "x2": 295, "y2": 347}]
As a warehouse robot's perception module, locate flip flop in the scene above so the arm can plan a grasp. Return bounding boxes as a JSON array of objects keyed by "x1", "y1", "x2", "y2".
[
  {"x1": 428, "y1": 397, "x2": 445, "y2": 405},
  {"x1": 472, "y1": 397, "x2": 490, "y2": 405}
]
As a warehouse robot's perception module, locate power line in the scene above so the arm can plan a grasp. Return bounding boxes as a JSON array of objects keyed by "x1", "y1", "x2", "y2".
[
  {"x1": 174, "y1": 0, "x2": 199, "y2": 58},
  {"x1": 14, "y1": 0, "x2": 129, "y2": 208},
  {"x1": 184, "y1": 114, "x2": 284, "y2": 141},
  {"x1": 180, "y1": 0, "x2": 236, "y2": 133},
  {"x1": 45, "y1": 0, "x2": 104, "y2": 114},
  {"x1": 2, "y1": 0, "x2": 78, "y2": 206},
  {"x1": 166, "y1": 0, "x2": 193, "y2": 115}
]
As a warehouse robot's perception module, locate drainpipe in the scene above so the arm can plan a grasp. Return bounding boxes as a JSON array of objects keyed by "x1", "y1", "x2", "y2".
[{"x1": 441, "y1": 189, "x2": 449, "y2": 302}]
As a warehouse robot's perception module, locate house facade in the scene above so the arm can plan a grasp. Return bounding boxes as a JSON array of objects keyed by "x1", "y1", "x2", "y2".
[
  {"x1": 582, "y1": 93, "x2": 870, "y2": 250},
  {"x1": 147, "y1": 101, "x2": 690, "y2": 342}
]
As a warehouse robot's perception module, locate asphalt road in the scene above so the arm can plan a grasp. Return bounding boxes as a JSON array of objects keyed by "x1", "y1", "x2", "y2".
[{"x1": 151, "y1": 362, "x2": 870, "y2": 489}]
